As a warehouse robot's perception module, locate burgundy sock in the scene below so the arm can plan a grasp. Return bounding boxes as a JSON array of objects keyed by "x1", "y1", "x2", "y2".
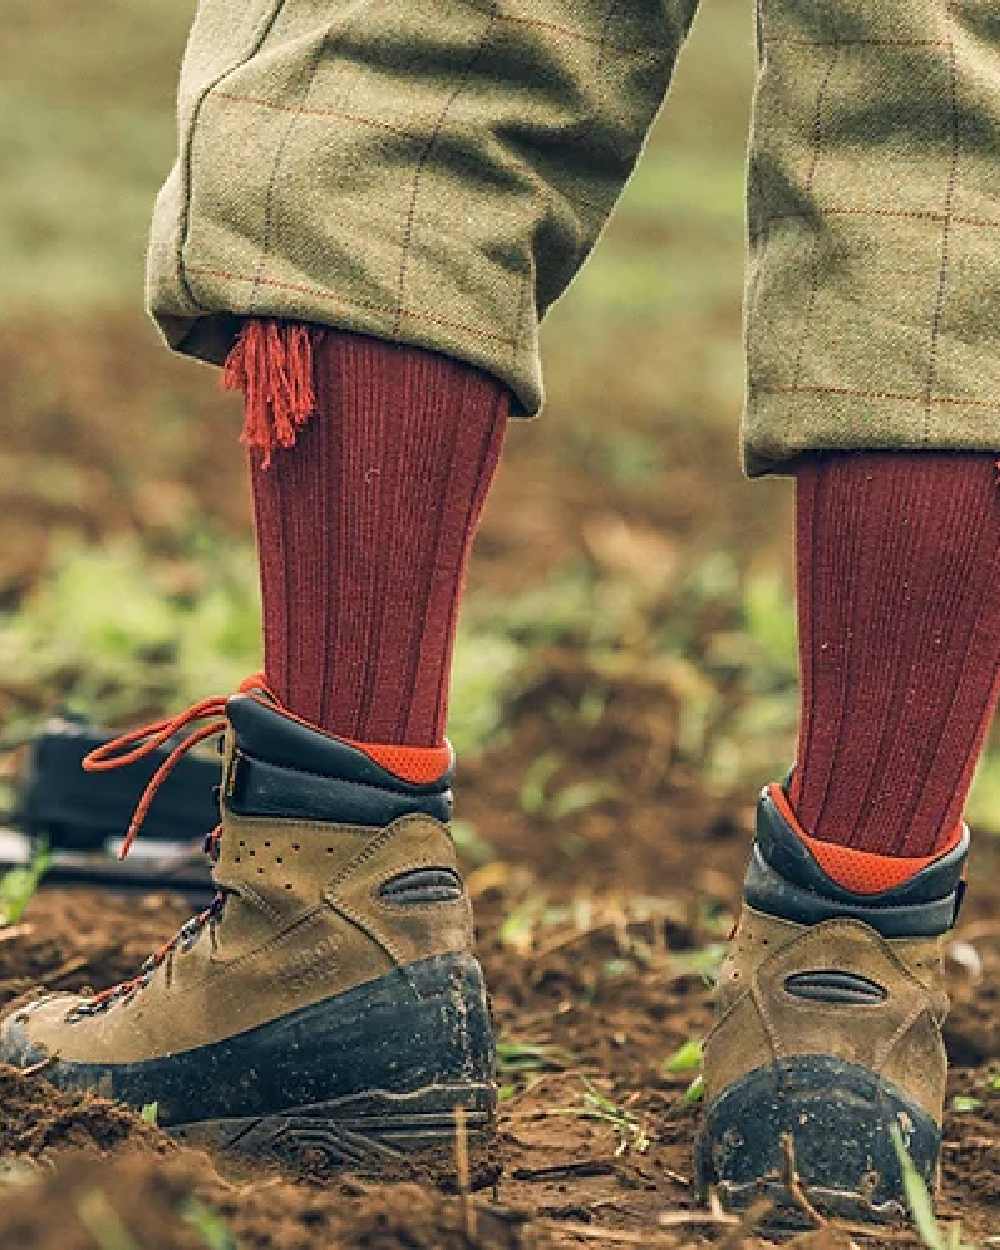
[
  {"x1": 790, "y1": 451, "x2": 1000, "y2": 860},
  {"x1": 236, "y1": 324, "x2": 508, "y2": 747}
]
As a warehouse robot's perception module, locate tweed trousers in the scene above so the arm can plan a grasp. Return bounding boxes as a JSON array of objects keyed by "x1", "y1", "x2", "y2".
[{"x1": 147, "y1": 0, "x2": 1000, "y2": 475}]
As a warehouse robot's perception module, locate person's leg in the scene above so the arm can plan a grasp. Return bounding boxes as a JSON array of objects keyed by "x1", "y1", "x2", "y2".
[
  {"x1": 235, "y1": 322, "x2": 508, "y2": 748},
  {"x1": 702, "y1": 0, "x2": 1000, "y2": 1223},
  {"x1": 791, "y1": 451, "x2": 1000, "y2": 869},
  {"x1": 1, "y1": 323, "x2": 510, "y2": 1181},
  {"x1": 700, "y1": 474, "x2": 999, "y2": 1222}
]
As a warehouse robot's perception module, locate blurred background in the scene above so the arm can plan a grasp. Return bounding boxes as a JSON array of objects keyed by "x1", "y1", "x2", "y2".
[{"x1": 3, "y1": 0, "x2": 999, "y2": 846}]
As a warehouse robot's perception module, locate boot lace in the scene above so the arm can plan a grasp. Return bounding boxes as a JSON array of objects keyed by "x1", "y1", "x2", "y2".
[{"x1": 67, "y1": 675, "x2": 267, "y2": 1017}]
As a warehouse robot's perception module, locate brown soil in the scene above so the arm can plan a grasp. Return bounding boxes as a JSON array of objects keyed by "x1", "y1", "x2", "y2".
[
  {"x1": 0, "y1": 1149, "x2": 545, "y2": 1250},
  {"x1": 0, "y1": 1063, "x2": 172, "y2": 1159}
]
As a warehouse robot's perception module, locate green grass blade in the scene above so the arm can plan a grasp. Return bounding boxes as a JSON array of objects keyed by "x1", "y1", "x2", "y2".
[
  {"x1": 0, "y1": 841, "x2": 51, "y2": 926},
  {"x1": 890, "y1": 1124, "x2": 945, "y2": 1250},
  {"x1": 662, "y1": 1038, "x2": 703, "y2": 1073}
]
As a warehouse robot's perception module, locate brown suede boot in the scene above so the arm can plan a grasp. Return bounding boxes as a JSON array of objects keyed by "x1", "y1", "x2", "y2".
[
  {"x1": 0, "y1": 686, "x2": 497, "y2": 1183},
  {"x1": 696, "y1": 784, "x2": 967, "y2": 1227}
]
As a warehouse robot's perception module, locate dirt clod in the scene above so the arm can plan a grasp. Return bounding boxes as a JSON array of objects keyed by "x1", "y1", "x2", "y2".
[{"x1": 0, "y1": 1063, "x2": 173, "y2": 1160}]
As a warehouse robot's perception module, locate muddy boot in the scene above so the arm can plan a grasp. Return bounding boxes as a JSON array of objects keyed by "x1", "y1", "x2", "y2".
[
  {"x1": 696, "y1": 783, "x2": 967, "y2": 1227},
  {"x1": 0, "y1": 686, "x2": 497, "y2": 1184}
]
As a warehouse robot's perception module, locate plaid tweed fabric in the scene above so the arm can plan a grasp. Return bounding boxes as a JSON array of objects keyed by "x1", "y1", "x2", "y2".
[{"x1": 147, "y1": 0, "x2": 1000, "y2": 475}]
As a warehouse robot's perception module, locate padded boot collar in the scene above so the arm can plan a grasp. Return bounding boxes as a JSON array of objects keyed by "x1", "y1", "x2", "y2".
[
  {"x1": 225, "y1": 695, "x2": 454, "y2": 826},
  {"x1": 745, "y1": 785, "x2": 968, "y2": 938},
  {"x1": 227, "y1": 694, "x2": 454, "y2": 793}
]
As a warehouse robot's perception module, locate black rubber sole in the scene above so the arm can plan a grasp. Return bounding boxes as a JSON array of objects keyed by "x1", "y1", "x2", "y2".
[
  {"x1": 170, "y1": 1081, "x2": 498, "y2": 1186},
  {"x1": 695, "y1": 1055, "x2": 940, "y2": 1227}
]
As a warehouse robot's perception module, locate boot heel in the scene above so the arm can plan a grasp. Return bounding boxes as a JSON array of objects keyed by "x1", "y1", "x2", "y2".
[{"x1": 695, "y1": 1055, "x2": 940, "y2": 1227}]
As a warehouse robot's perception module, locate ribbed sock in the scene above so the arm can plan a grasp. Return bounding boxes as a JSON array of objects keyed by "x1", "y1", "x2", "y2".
[
  {"x1": 790, "y1": 451, "x2": 1000, "y2": 862},
  {"x1": 233, "y1": 323, "x2": 508, "y2": 747}
]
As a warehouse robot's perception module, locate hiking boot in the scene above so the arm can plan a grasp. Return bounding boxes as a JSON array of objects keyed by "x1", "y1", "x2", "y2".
[
  {"x1": 0, "y1": 682, "x2": 497, "y2": 1183},
  {"x1": 696, "y1": 782, "x2": 967, "y2": 1227}
]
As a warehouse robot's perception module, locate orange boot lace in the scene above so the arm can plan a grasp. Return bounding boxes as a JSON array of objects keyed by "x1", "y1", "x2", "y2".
[{"x1": 68, "y1": 674, "x2": 270, "y2": 1017}]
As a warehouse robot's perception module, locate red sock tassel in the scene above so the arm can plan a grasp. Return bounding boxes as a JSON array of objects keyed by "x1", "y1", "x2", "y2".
[{"x1": 223, "y1": 319, "x2": 321, "y2": 467}]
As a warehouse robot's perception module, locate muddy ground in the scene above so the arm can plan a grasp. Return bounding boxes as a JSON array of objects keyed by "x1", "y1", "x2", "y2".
[{"x1": 0, "y1": 343, "x2": 998, "y2": 1247}]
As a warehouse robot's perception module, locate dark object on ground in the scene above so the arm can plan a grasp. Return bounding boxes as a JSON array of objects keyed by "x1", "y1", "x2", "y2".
[
  {"x1": 0, "y1": 715, "x2": 217, "y2": 894},
  {"x1": 13, "y1": 715, "x2": 220, "y2": 847}
]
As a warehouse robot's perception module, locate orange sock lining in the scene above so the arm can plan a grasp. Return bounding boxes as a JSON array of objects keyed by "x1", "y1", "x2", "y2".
[
  {"x1": 347, "y1": 740, "x2": 453, "y2": 785},
  {"x1": 768, "y1": 784, "x2": 964, "y2": 895}
]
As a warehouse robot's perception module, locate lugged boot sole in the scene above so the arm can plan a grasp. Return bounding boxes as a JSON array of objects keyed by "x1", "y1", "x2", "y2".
[{"x1": 170, "y1": 1082, "x2": 499, "y2": 1186}]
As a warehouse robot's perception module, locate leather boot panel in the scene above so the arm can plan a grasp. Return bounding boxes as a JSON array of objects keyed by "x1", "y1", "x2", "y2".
[{"x1": 227, "y1": 752, "x2": 453, "y2": 825}]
